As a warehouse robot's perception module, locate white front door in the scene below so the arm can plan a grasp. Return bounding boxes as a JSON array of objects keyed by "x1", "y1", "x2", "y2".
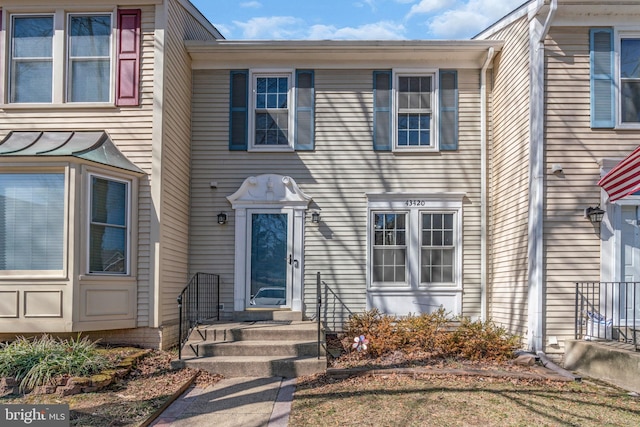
[
  {"x1": 227, "y1": 174, "x2": 311, "y2": 313},
  {"x1": 621, "y1": 205, "x2": 640, "y2": 283}
]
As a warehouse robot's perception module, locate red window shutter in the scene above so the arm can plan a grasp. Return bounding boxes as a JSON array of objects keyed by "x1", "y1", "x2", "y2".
[{"x1": 116, "y1": 9, "x2": 141, "y2": 106}]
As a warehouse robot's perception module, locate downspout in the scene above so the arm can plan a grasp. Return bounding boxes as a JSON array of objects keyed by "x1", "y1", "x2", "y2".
[
  {"x1": 480, "y1": 47, "x2": 495, "y2": 322},
  {"x1": 527, "y1": 0, "x2": 557, "y2": 352}
]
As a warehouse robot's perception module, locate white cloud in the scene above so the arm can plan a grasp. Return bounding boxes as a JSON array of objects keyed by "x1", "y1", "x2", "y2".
[
  {"x1": 240, "y1": 1, "x2": 262, "y2": 8},
  {"x1": 234, "y1": 16, "x2": 305, "y2": 39},
  {"x1": 213, "y1": 23, "x2": 233, "y2": 38},
  {"x1": 406, "y1": 0, "x2": 452, "y2": 19},
  {"x1": 308, "y1": 21, "x2": 406, "y2": 40},
  {"x1": 425, "y1": 0, "x2": 525, "y2": 39}
]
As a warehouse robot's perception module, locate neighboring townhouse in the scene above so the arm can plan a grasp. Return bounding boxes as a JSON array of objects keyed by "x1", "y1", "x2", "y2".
[
  {"x1": 0, "y1": 0, "x2": 222, "y2": 349},
  {"x1": 186, "y1": 40, "x2": 502, "y2": 331},
  {"x1": 477, "y1": 0, "x2": 640, "y2": 360}
]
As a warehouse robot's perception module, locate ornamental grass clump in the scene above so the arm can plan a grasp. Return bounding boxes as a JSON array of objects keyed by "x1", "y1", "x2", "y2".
[{"x1": 0, "y1": 334, "x2": 110, "y2": 392}]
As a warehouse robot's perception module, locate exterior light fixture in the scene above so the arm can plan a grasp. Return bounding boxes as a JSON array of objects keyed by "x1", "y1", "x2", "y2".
[
  {"x1": 311, "y1": 211, "x2": 321, "y2": 224},
  {"x1": 585, "y1": 206, "x2": 605, "y2": 225},
  {"x1": 217, "y1": 212, "x2": 227, "y2": 225}
]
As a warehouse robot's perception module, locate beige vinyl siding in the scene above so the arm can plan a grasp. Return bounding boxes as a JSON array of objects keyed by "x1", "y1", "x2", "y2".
[
  {"x1": 0, "y1": 5, "x2": 157, "y2": 328},
  {"x1": 543, "y1": 26, "x2": 640, "y2": 353},
  {"x1": 157, "y1": 0, "x2": 220, "y2": 328},
  {"x1": 487, "y1": 16, "x2": 531, "y2": 336},
  {"x1": 190, "y1": 68, "x2": 484, "y2": 330}
]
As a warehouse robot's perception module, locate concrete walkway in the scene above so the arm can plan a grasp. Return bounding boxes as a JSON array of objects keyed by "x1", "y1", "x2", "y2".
[{"x1": 150, "y1": 377, "x2": 296, "y2": 427}]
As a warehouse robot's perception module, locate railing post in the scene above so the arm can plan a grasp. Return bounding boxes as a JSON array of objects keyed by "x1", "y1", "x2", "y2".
[
  {"x1": 317, "y1": 271, "x2": 321, "y2": 359},
  {"x1": 575, "y1": 282, "x2": 579, "y2": 339},
  {"x1": 177, "y1": 294, "x2": 183, "y2": 360}
]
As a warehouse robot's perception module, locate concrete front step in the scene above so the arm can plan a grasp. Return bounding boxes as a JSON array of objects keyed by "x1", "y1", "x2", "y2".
[
  {"x1": 176, "y1": 355, "x2": 327, "y2": 378},
  {"x1": 191, "y1": 340, "x2": 326, "y2": 357},
  {"x1": 188, "y1": 321, "x2": 322, "y2": 343}
]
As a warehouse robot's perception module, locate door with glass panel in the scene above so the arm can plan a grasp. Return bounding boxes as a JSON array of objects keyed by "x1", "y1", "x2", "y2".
[
  {"x1": 620, "y1": 205, "x2": 640, "y2": 323},
  {"x1": 247, "y1": 211, "x2": 292, "y2": 308}
]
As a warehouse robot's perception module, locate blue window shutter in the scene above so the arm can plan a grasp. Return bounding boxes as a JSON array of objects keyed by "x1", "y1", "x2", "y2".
[
  {"x1": 295, "y1": 70, "x2": 315, "y2": 150},
  {"x1": 590, "y1": 28, "x2": 615, "y2": 128},
  {"x1": 229, "y1": 70, "x2": 248, "y2": 150},
  {"x1": 439, "y1": 70, "x2": 458, "y2": 151},
  {"x1": 373, "y1": 71, "x2": 392, "y2": 151}
]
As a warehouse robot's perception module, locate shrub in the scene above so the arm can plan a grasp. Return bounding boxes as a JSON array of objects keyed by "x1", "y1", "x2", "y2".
[
  {"x1": 0, "y1": 334, "x2": 110, "y2": 392},
  {"x1": 341, "y1": 309, "x2": 520, "y2": 362},
  {"x1": 442, "y1": 317, "x2": 521, "y2": 361}
]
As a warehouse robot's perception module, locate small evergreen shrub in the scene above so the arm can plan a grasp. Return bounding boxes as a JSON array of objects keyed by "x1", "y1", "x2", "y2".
[{"x1": 0, "y1": 334, "x2": 110, "y2": 392}]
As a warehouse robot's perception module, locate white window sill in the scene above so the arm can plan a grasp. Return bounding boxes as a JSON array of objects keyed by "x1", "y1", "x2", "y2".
[
  {"x1": 1, "y1": 103, "x2": 118, "y2": 111},
  {"x1": 248, "y1": 146, "x2": 295, "y2": 152}
]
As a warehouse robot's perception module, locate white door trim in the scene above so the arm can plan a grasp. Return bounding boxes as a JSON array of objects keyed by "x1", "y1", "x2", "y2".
[{"x1": 228, "y1": 174, "x2": 311, "y2": 312}]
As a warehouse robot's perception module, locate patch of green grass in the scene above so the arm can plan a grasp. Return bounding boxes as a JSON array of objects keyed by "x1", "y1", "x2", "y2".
[{"x1": 0, "y1": 335, "x2": 109, "y2": 392}]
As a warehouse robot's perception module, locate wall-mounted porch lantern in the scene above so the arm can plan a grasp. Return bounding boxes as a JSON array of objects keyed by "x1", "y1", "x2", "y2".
[
  {"x1": 585, "y1": 205, "x2": 605, "y2": 225},
  {"x1": 311, "y1": 210, "x2": 321, "y2": 224},
  {"x1": 217, "y1": 212, "x2": 228, "y2": 225}
]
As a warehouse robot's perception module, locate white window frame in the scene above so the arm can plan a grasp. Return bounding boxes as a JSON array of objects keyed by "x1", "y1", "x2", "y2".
[
  {"x1": 248, "y1": 69, "x2": 295, "y2": 152},
  {"x1": 367, "y1": 193, "x2": 463, "y2": 292},
  {"x1": 66, "y1": 12, "x2": 113, "y2": 104},
  {"x1": 371, "y1": 211, "x2": 409, "y2": 287},
  {"x1": 0, "y1": 166, "x2": 69, "y2": 279},
  {"x1": 392, "y1": 69, "x2": 439, "y2": 152},
  {"x1": 8, "y1": 13, "x2": 55, "y2": 104},
  {"x1": 5, "y1": 9, "x2": 115, "y2": 106},
  {"x1": 86, "y1": 171, "x2": 132, "y2": 276},
  {"x1": 615, "y1": 28, "x2": 640, "y2": 129}
]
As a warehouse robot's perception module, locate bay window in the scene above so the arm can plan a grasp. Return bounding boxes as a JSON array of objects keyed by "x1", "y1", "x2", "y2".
[
  {"x1": 0, "y1": 173, "x2": 65, "y2": 271},
  {"x1": 89, "y1": 175, "x2": 129, "y2": 274}
]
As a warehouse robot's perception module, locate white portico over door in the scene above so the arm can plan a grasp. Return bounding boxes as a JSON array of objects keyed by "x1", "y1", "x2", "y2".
[{"x1": 227, "y1": 174, "x2": 311, "y2": 312}]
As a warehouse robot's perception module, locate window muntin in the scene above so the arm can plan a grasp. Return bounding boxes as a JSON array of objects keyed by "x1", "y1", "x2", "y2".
[
  {"x1": 68, "y1": 14, "x2": 112, "y2": 103},
  {"x1": 10, "y1": 16, "x2": 54, "y2": 103},
  {"x1": 372, "y1": 213, "x2": 407, "y2": 284},
  {"x1": 397, "y1": 76, "x2": 432, "y2": 147},
  {"x1": 89, "y1": 176, "x2": 129, "y2": 274},
  {"x1": 254, "y1": 75, "x2": 290, "y2": 146},
  {"x1": 421, "y1": 213, "x2": 455, "y2": 284},
  {"x1": 0, "y1": 173, "x2": 64, "y2": 270}
]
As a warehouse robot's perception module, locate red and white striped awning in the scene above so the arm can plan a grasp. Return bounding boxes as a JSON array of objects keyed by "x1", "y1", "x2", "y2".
[{"x1": 598, "y1": 145, "x2": 640, "y2": 202}]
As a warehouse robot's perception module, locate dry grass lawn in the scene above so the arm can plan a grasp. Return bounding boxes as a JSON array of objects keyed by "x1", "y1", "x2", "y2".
[{"x1": 290, "y1": 373, "x2": 640, "y2": 427}]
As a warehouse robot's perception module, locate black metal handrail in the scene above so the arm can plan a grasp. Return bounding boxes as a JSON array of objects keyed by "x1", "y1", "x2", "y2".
[
  {"x1": 316, "y1": 272, "x2": 322, "y2": 359},
  {"x1": 575, "y1": 281, "x2": 640, "y2": 351},
  {"x1": 177, "y1": 273, "x2": 220, "y2": 359}
]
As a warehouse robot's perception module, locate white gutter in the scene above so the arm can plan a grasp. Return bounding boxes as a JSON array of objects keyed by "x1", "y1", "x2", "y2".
[
  {"x1": 527, "y1": 0, "x2": 557, "y2": 352},
  {"x1": 480, "y1": 46, "x2": 495, "y2": 321}
]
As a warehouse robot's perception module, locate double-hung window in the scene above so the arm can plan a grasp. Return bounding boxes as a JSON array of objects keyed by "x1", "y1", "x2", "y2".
[
  {"x1": 373, "y1": 70, "x2": 458, "y2": 152},
  {"x1": 10, "y1": 15, "x2": 54, "y2": 103},
  {"x1": 254, "y1": 74, "x2": 291, "y2": 147},
  {"x1": 89, "y1": 175, "x2": 129, "y2": 274},
  {"x1": 368, "y1": 194, "x2": 463, "y2": 290},
  {"x1": 68, "y1": 14, "x2": 112, "y2": 103},
  {"x1": 396, "y1": 75, "x2": 433, "y2": 148},
  {"x1": 590, "y1": 29, "x2": 640, "y2": 127},
  {"x1": 620, "y1": 35, "x2": 640, "y2": 124},
  {"x1": 372, "y1": 213, "x2": 407, "y2": 284},
  {"x1": 6, "y1": 9, "x2": 140, "y2": 106},
  {"x1": 228, "y1": 69, "x2": 315, "y2": 151}
]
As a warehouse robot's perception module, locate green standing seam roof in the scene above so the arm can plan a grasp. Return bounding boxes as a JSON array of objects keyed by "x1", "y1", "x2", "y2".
[{"x1": 0, "y1": 131, "x2": 144, "y2": 174}]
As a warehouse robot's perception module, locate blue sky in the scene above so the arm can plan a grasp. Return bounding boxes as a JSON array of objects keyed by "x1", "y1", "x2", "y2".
[{"x1": 190, "y1": 0, "x2": 527, "y2": 40}]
